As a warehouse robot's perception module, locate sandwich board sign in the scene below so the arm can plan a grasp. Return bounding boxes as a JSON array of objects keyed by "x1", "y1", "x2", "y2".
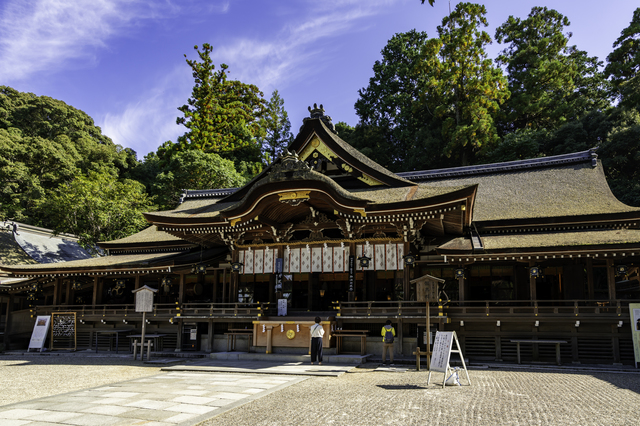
[
  {"x1": 28, "y1": 316, "x2": 51, "y2": 352},
  {"x1": 427, "y1": 331, "x2": 470, "y2": 387}
]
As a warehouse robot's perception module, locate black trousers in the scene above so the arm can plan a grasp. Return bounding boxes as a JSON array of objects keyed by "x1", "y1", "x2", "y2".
[{"x1": 311, "y1": 337, "x2": 323, "y2": 362}]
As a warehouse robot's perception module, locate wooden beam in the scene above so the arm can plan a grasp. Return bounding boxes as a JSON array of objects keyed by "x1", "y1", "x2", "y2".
[{"x1": 607, "y1": 259, "x2": 616, "y2": 301}]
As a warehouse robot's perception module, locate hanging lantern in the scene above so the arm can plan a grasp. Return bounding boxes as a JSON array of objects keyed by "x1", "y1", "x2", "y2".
[
  {"x1": 358, "y1": 255, "x2": 371, "y2": 268},
  {"x1": 615, "y1": 265, "x2": 628, "y2": 276},
  {"x1": 529, "y1": 266, "x2": 541, "y2": 278},
  {"x1": 403, "y1": 253, "x2": 416, "y2": 266},
  {"x1": 161, "y1": 277, "x2": 172, "y2": 293},
  {"x1": 231, "y1": 262, "x2": 244, "y2": 272},
  {"x1": 192, "y1": 263, "x2": 208, "y2": 274}
]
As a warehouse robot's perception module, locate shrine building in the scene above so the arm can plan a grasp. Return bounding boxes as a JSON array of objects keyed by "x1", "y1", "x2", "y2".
[{"x1": 2, "y1": 105, "x2": 640, "y2": 365}]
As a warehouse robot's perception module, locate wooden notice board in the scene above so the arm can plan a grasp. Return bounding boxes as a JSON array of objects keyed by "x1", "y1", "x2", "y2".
[{"x1": 51, "y1": 312, "x2": 76, "y2": 351}]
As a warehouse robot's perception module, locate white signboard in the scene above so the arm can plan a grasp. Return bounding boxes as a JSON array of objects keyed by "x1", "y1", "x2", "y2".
[
  {"x1": 28, "y1": 316, "x2": 51, "y2": 352},
  {"x1": 278, "y1": 299, "x2": 287, "y2": 316},
  {"x1": 430, "y1": 331, "x2": 454, "y2": 373}
]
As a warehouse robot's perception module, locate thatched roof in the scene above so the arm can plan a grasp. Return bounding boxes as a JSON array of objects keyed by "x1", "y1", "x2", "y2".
[
  {"x1": 439, "y1": 228, "x2": 640, "y2": 253},
  {"x1": 400, "y1": 152, "x2": 639, "y2": 223}
]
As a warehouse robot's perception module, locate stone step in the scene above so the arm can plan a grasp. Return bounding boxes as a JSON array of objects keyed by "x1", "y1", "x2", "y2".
[{"x1": 209, "y1": 351, "x2": 371, "y2": 364}]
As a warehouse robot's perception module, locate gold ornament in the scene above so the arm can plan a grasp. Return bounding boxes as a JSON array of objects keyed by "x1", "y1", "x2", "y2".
[{"x1": 286, "y1": 329, "x2": 295, "y2": 340}]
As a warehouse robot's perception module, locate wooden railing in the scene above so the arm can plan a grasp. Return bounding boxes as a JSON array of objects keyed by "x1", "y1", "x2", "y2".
[
  {"x1": 28, "y1": 302, "x2": 269, "y2": 319},
  {"x1": 334, "y1": 299, "x2": 640, "y2": 319},
  {"x1": 180, "y1": 302, "x2": 269, "y2": 318}
]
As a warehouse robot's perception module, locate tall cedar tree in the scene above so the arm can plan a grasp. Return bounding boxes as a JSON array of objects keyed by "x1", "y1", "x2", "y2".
[
  {"x1": 261, "y1": 90, "x2": 293, "y2": 165},
  {"x1": 176, "y1": 44, "x2": 267, "y2": 161},
  {"x1": 495, "y1": 7, "x2": 609, "y2": 134},
  {"x1": 418, "y1": 2, "x2": 509, "y2": 165},
  {"x1": 605, "y1": 7, "x2": 640, "y2": 109},
  {"x1": 354, "y1": 30, "x2": 445, "y2": 172}
]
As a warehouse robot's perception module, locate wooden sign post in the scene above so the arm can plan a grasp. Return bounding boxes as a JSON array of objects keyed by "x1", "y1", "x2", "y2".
[
  {"x1": 427, "y1": 331, "x2": 470, "y2": 387},
  {"x1": 411, "y1": 274, "x2": 444, "y2": 369},
  {"x1": 132, "y1": 285, "x2": 157, "y2": 361},
  {"x1": 28, "y1": 316, "x2": 50, "y2": 352}
]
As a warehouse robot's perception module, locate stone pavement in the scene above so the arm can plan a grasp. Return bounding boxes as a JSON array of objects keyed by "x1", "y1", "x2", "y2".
[
  {"x1": 0, "y1": 358, "x2": 357, "y2": 426},
  {"x1": 3, "y1": 354, "x2": 640, "y2": 426}
]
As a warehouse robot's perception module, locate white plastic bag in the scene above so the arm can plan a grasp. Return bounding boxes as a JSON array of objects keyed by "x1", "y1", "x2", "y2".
[{"x1": 445, "y1": 368, "x2": 461, "y2": 386}]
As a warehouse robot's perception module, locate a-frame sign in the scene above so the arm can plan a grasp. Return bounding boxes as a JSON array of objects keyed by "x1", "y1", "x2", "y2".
[{"x1": 427, "y1": 331, "x2": 470, "y2": 387}]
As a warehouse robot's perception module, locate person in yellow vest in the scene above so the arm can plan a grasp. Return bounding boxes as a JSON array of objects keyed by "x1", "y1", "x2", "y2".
[{"x1": 381, "y1": 320, "x2": 396, "y2": 366}]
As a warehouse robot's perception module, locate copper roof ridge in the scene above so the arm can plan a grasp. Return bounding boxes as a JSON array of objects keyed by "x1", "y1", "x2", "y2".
[{"x1": 398, "y1": 148, "x2": 598, "y2": 181}]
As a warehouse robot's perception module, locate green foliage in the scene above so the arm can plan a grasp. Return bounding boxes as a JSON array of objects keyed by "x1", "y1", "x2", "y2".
[
  {"x1": 605, "y1": 8, "x2": 640, "y2": 109},
  {"x1": 260, "y1": 90, "x2": 293, "y2": 165},
  {"x1": 495, "y1": 7, "x2": 609, "y2": 133},
  {"x1": 355, "y1": 30, "x2": 442, "y2": 171},
  {"x1": 37, "y1": 169, "x2": 154, "y2": 252},
  {"x1": 599, "y1": 109, "x2": 640, "y2": 206},
  {"x1": 0, "y1": 86, "x2": 136, "y2": 230},
  {"x1": 479, "y1": 128, "x2": 545, "y2": 164},
  {"x1": 153, "y1": 150, "x2": 246, "y2": 210},
  {"x1": 176, "y1": 44, "x2": 267, "y2": 156},
  {"x1": 418, "y1": 3, "x2": 509, "y2": 165}
]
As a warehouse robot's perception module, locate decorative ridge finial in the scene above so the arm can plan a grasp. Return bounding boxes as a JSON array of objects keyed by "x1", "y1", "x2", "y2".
[{"x1": 302, "y1": 103, "x2": 336, "y2": 134}]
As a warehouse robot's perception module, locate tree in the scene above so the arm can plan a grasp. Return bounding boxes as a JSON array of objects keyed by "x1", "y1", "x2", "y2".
[
  {"x1": 153, "y1": 150, "x2": 246, "y2": 210},
  {"x1": 260, "y1": 90, "x2": 293, "y2": 165},
  {"x1": 599, "y1": 109, "x2": 640, "y2": 206},
  {"x1": 495, "y1": 7, "x2": 609, "y2": 133},
  {"x1": 38, "y1": 169, "x2": 154, "y2": 252},
  {"x1": 418, "y1": 2, "x2": 509, "y2": 165},
  {"x1": 0, "y1": 86, "x2": 136, "y2": 227},
  {"x1": 354, "y1": 30, "x2": 442, "y2": 171},
  {"x1": 176, "y1": 44, "x2": 267, "y2": 158},
  {"x1": 605, "y1": 7, "x2": 640, "y2": 109}
]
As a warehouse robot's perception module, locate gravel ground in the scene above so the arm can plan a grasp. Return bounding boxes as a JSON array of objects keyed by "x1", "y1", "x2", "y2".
[
  {"x1": 0, "y1": 353, "x2": 161, "y2": 406},
  {"x1": 198, "y1": 366, "x2": 640, "y2": 426}
]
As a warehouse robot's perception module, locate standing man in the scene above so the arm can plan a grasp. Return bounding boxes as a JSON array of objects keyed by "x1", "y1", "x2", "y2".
[
  {"x1": 381, "y1": 320, "x2": 396, "y2": 366},
  {"x1": 310, "y1": 316, "x2": 324, "y2": 365}
]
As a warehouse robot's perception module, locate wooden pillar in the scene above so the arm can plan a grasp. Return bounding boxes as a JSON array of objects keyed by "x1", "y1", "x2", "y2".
[
  {"x1": 265, "y1": 325, "x2": 274, "y2": 354},
  {"x1": 207, "y1": 319, "x2": 214, "y2": 352},
  {"x1": 231, "y1": 271, "x2": 238, "y2": 303},
  {"x1": 97, "y1": 278, "x2": 104, "y2": 304},
  {"x1": 64, "y1": 280, "x2": 71, "y2": 305},
  {"x1": 53, "y1": 278, "x2": 61, "y2": 305},
  {"x1": 458, "y1": 274, "x2": 465, "y2": 302},
  {"x1": 529, "y1": 261, "x2": 537, "y2": 301},
  {"x1": 3, "y1": 294, "x2": 14, "y2": 349},
  {"x1": 222, "y1": 268, "x2": 228, "y2": 304},
  {"x1": 308, "y1": 273, "x2": 314, "y2": 309},
  {"x1": 403, "y1": 242, "x2": 411, "y2": 299},
  {"x1": 178, "y1": 273, "x2": 185, "y2": 304},
  {"x1": 606, "y1": 259, "x2": 616, "y2": 301},
  {"x1": 397, "y1": 318, "x2": 403, "y2": 357},
  {"x1": 268, "y1": 272, "x2": 275, "y2": 306},
  {"x1": 213, "y1": 270, "x2": 219, "y2": 303},
  {"x1": 92, "y1": 277, "x2": 99, "y2": 307},
  {"x1": 176, "y1": 318, "x2": 183, "y2": 352},
  {"x1": 586, "y1": 259, "x2": 594, "y2": 300},
  {"x1": 134, "y1": 275, "x2": 141, "y2": 290}
]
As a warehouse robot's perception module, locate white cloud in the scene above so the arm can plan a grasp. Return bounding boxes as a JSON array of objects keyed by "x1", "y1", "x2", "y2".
[
  {"x1": 0, "y1": 0, "x2": 219, "y2": 82},
  {"x1": 209, "y1": 1, "x2": 393, "y2": 92},
  {"x1": 101, "y1": 0, "x2": 397, "y2": 157},
  {"x1": 100, "y1": 65, "x2": 190, "y2": 158}
]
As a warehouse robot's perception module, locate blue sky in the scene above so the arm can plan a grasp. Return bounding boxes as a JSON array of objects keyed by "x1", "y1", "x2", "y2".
[{"x1": 0, "y1": 0, "x2": 637, "y2": 159}]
